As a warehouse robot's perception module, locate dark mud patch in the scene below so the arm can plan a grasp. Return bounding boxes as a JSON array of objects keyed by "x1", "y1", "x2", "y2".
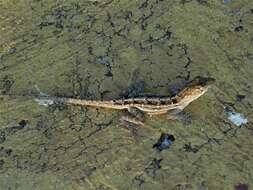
[{"x1": 153, "y1": 133, "x2": 175, "y2": 151}]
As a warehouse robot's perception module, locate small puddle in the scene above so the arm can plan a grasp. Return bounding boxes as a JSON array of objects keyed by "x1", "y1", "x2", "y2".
[
  {"x1": 227, "y1": 111, "x2": 248, "y2": 127},
  {"x1": 34, "y1": 97, "x2": 54, "y2": 107}
]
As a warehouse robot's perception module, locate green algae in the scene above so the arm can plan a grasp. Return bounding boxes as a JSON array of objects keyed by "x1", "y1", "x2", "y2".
[{"x1": 1, "y1": 0, "x2": 253, "y2": 189}]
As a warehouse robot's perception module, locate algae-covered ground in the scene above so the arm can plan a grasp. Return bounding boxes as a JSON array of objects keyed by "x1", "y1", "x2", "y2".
[{"x1": 1, "y1": 0, "x2": 253, "y2": 189}]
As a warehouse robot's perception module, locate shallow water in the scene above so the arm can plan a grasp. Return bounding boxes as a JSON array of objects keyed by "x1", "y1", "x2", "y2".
[{"x1": 1, "y1": 0, "x2": 253, "y2": 189}]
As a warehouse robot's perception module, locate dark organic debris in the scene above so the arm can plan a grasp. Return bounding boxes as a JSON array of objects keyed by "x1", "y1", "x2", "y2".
[
  {"x1": 18, "y1": 120, "x2": 28, "y2": 128},
  {"x1": 236, "y1": 94, "x2": 246, "y2": 102},
  {"x1": 105, "y1": 70, "x2": 113, "y2": 77},
  {"x1": 234, "y1": 183, "x2": 249, "y2": 190},
  {"x1": 153, "y1": 133, "x2": 175, "y2": 151},
  {"x1": 234, "y1": 26, "x2": 244, "y2": 32},
  {"x1": 10, "y1": 120, "x2": 28, "y2": 130}
]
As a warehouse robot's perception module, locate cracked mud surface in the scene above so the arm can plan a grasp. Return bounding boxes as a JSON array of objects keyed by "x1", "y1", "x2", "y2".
[{"x1": 1, "y1": 0, "x2": 253, "y2": 189}]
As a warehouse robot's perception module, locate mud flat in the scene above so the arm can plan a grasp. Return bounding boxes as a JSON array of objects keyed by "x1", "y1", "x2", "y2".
[{"x1": 1, "y1": 0, "x2": 253, "y2": 189}]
